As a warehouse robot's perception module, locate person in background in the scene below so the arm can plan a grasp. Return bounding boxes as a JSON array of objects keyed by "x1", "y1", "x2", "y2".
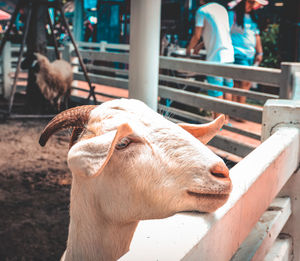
[
  {"x1": 228, "y1": 0, "x2": 268, "y2": 111},
  {"x1": 186, "y1": 0, "x2": 234, "y2": 120},
  {"x1": 84, "y1": 19, "x2": 94, "y2": 42}
]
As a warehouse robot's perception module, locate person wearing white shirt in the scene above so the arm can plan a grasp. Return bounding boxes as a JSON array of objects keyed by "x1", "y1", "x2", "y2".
[{"x1": 186, "y1": 0, "x2": 234, "y2": 119}]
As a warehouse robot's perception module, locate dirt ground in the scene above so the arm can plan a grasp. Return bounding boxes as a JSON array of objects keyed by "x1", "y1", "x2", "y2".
[{"x1": 0, "y1": 118, "x2": 71, "y2": 261}]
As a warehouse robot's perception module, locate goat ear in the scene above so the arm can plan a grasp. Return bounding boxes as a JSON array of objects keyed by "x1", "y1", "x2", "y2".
[
  {"x1": 67, "y1": 123, "x2": 133, "y2": 177},
  {"x1": 178, "y1": 114, "x2": 225, "y2": 144}
]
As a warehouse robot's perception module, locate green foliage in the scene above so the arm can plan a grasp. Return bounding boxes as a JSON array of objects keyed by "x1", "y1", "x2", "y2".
[{"x1": 260, "y1": 24, "x2": 281, "y2": 68}]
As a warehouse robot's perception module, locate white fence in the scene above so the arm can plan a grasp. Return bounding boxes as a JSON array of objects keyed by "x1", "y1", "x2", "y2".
[
  {"x1": 1, "y1": 41, "x2": 300, "y2": 160},
  {"x1": 118, "y1": 99, "x2": 300, "y2": 261},
  {"x1": 67, "y1": 42, "x2": 299, "y2": 159},
  {"x1": 1, "y1": 41, "x2": 300, "y2": 260}
]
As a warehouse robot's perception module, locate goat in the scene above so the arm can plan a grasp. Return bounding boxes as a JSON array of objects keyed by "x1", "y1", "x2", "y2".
[
  {"x1": 34, "y1": 53, "x2": 73, "y2": 110},
  {"x1": 39, "y1": 98, "x2": 232, "y2": 261}
]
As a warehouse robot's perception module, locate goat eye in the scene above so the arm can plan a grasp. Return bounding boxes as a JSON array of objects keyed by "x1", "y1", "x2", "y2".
[{"x1": 116, "y1": 137, "x2": 131, "y2": 150}]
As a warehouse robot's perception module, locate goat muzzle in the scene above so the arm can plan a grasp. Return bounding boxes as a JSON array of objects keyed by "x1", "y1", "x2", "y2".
[{"x1": 39, "y1": 105, "x2": 97, "y2": 147}]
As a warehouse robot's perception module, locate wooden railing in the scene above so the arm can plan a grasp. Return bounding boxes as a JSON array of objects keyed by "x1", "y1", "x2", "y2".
[
  {"x1": 65, "y1": 42, "x2": 300, "y2": 159},
  {"x1": 118, "y1": 100, "x2": 300, "y2": 261},
  {"x1": 1, "y1": 41, "x2": 300, "y2": 160}
]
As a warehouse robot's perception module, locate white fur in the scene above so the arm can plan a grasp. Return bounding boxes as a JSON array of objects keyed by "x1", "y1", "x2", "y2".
[{"x1": 61, "y1": 99, "x2": 232, "y2": 261}]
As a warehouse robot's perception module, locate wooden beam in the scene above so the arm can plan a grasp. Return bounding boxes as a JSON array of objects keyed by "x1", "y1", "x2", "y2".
[
  {"x1": 119, "y1": 127, "x2": 300, "y2": 261},
  {"x1": 231, "y1": 197, "x2": 291, "y2": 261},
  {"x1": 159, "y1": 85, "x2": 263, "y2": 123},
  {"x1": 264, "y1": 235, "x2": 292, "y2": 261},
  {"x1": 160, "y1": 56, "x2": 281, "y2": 87}
]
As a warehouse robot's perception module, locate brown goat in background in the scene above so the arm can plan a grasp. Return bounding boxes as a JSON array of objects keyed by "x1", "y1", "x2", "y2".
[{"x1": 34, "y1": 53, "x2": 73, "y2": 110}]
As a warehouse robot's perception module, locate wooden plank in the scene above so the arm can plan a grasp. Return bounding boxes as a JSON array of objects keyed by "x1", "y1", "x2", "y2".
[
  {"x1": 77, "y1": 41, "x2": 130, "y2": 51},
  {"x1": 70, "y1": 95, "x2": 101, "y2": 105},
  {"x1": 162, "y1": 107, "x2": 256, "y2": 157},
  {"x1": 159, "y1": 74, "x2": 279, "y2": 101},
  {"x1": 84, "y1": 64, "x2": 128, "y2": 77},
  {"x1": 158, "y1": 104, "x2": 261, "y2": 140},
  {"x1": 208, "y1": 135, "x2": 256, "y2": 158},
  {"x1": 279, "y1": 167, "x2": 300, "y2": 261},
  {"x1": 69, "y1": 51, "x2": 281, "y2": 89},
  {"x1": 292, "y1": 71, "x2": 300, "y2": 100},
  {"x1": 159, "y1": 85, "x2": 263, "y2": 123},
  {"x1": 119, "y1": 127, "x2": 300, "y2": 261},
  {"x1": 264, "y1": 235, "x2": 292, "y2": 261},
  {"x1": 72, "y1": 50, "x2": 129, "y2": 64},
  {"x1": 72, "y1": 86, "x2": 122, "y2": 100},
  {"x1": 160, "y1": 56, "x2": 281, "y2": 87},
  {"x1": 279, "y1": 63, "x2": 300, "y2": 99},
  {"x1": 73, "y1": 72, "x2": 129, "y2": 90},
  {"x1": 3, "y1": 41, "x2": 12, "y2": 99},
  {"x1": 231, "y1": 197, "x2": 291, "y2": 261}
]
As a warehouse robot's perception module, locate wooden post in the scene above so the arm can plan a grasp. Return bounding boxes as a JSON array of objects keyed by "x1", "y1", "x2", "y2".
[
  {"x1": 129, "y1": 0, "x2": 161, "y2": 111},
  {"x1": 62, "y1": 43, "x2": 72, "y2": 62},
  {"x1": 100, "y1": 41, "x2": 107, "y2": 52},
  {"x1": 262, "y1": 99, "x2": 300, "y2": 142},
  {"x1": 279, "y1": 62, "x2": 300, "y2": 99},
  {"x1": 292, "y1": 71, "x2": 300, "y2": 100},
  {"x1": 262, "y1": 100, "x2": 300, "y2": 261},
  {"x1": 279, "y1": 169, "x2": 300, "y2": 261},
  {"x1": 2, "y1": 41, "x2": 12, "y2": 99}
]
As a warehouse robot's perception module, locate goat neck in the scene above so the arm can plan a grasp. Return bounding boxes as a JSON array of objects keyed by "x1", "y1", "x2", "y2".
[{"x1": 64, "y1": 177, "x2": 138, "y2": 261}]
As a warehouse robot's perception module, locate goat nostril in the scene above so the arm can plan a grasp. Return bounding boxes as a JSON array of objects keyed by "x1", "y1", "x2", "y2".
[{"x1": 210, "y1": 163, "x2": 229, "y2": 179}]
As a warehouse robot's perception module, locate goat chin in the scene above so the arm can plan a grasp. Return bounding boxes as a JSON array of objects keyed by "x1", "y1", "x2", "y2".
[{"x1": 40, "y1": 98, "x2": 232, "y2": 261}]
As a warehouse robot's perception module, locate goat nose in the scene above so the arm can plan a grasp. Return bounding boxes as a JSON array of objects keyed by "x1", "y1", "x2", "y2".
[{"x1": 210, "y1": 162, "x2": 229, "y2": 179}]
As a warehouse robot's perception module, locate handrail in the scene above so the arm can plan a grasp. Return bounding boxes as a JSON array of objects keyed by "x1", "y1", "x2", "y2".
[
  {"x1": 119, "y1": 126, "x2": 300, "y2": 261},
  {"x1": 159, "y1": 74, "x2": 279, "y2": 101},
  {"x1": 159, "y1": 85, "x2": 263, "y2": 123},
  {"x1": 2, "y1": 42, "x2": 299, "y2": 159},
  {"x1": 160, "y1": 56, "x2": 281, "y2": 87},
  {"x1": 69, "y1": 50, "x2": 281, "y2": 88},
  {"x1": 76, "y1": 41, "x2": 129, "y2": 51}
]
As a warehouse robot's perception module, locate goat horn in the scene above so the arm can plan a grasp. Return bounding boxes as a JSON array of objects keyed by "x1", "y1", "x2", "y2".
[{"x1": 39, "y1": 105, "x2": 97, "y2": 147}]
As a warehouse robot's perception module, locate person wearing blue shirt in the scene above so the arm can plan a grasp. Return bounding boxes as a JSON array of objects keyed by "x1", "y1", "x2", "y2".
[{"x1": 228, "y1": 0, "x2": 268, "y2": 108}]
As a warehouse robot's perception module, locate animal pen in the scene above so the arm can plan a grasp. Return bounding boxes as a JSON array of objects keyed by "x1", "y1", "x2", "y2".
[{"x1": 1, "y1": 41, "x2": 300, "y2": 260}]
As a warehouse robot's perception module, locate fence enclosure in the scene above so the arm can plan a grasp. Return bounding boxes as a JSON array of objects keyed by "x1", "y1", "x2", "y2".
[
  {"x1": 118, "y1": 100, "x2": 300, "y2": 261},
  {"x1": 0, "y1": 41, "x2": 300, "y2": 261}
]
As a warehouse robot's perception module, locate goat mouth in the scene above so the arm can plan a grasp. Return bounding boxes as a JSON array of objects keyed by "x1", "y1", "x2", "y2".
[{"x1": 187, "y1": 191, "x2": 229, "y2": 200}]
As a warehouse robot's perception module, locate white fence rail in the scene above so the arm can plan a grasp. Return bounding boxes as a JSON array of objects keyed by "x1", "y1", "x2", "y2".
[
  {"x1": 118, "y1": 100, "x2": 300, "y2": 261},
  {"x1": 1, "y1": 41, "x2": 300, "y2": 159},
  {"x1": 67, "y1": 42, "x2": 300, "y2": 159}
]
